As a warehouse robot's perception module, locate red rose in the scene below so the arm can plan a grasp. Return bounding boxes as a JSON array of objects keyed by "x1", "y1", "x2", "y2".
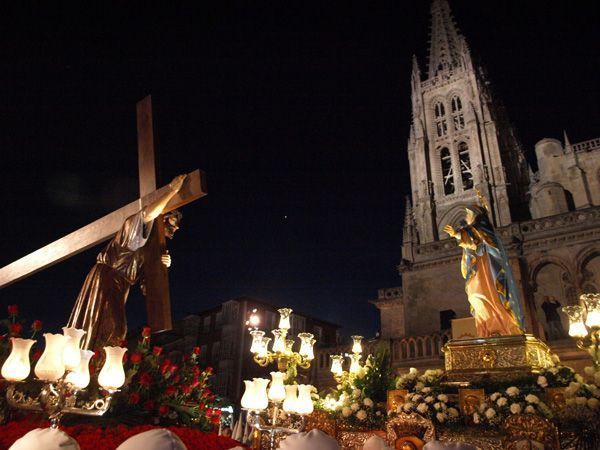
[
  {"x1": 205, "y1": 367, "x2": 213, "y2": 375},
  {"x1": 212, "y1": 415, "x2": 220, "y2": 424},
  {"x1": 131, "y1": 353, "x2": 142, "y2": 364},
  {"x1": 191, "y1": 376, "x2": 200, "y2": 388},
  {"x1": 8, "y1": 304, "x2": 18, "y2": 316},
  {"x1": 169, "y1": 364, "x2": 178, "y2": 374},
  {"x1": 181, "y1": 385, "x2": 192, "y2": 395},
  {"x1": 128, "y1": 392, "x2": 140, "y2": 405},
  {"x1": 214, "y1": 409, "x2": 222, "y2": 415},
  {"x1": 10, "y1": 323, "x2": 23, "y2": 336},
  {"x1": 31, "y1": 320, "x2": 43, "y2": 331},
  {"x1": 142, "y1": 326, "x2": 152, "y2": 338},
  {"x1": 160, "y1": 359, "x2": 171, "y2": 375},
  {"x1": 153, "y1": 346, "x2": 163, "y2": 356},
  {"x1": 159, "y1": 404, "x2": 169, "y2": 416},
  {"x1": 165, "y1": 386, "x2": 178, "y2": 396},
  {"x1": 143, "y1": 399, "x2": 155, "y2": 411},
  {"x1": 138, "y1": 372, "x2": 152, "y2": 387},
  {"x1": 198, "y1": 402, "x2": 205, "y2": 410},
  {"x1": 206, "y1": 407, "x2": 213, "y2": 416},
  {"x1": 193, "y1": 346, "x2": 201, "y2": 355}
]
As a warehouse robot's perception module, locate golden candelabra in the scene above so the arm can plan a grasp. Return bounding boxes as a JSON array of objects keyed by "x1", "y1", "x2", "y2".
[
  {"x1": 243, "y1": 307, "x2": 317, "y2": 450},
  {"x1": 1, "y1": 328, "x2": 126, "y2": 428},
  {"x1": 330, "y1": 335, "x2": 364, "y2": 383},
  {"x1": 249, "y1": 308, "x2": 315, "y2": 372},
  {"x1": 563, "y1": 293, "x2": 600, "y2": 368}
]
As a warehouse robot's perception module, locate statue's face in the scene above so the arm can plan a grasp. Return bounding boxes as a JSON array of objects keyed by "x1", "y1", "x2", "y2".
[
  {"x1": 164, "y1": 214, "x2": 180, "y2": 239},
  {"x1": 465, "y1": 208, "x2": 475, "y2": 224}
]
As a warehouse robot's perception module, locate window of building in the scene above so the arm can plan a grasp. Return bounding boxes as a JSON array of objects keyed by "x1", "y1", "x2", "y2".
[
  {"x1": 434, "y1": 101, "x2": 447, "y2": 137},
  {"x1": 451, "y1": 95, "x2": 465, "y2": 130},
  {"x1": 203, "y1": 316, "x2": 211, "y2": 333},
  {"x1": 211, "y1": 341, "x2": 220, "y2": 360},
  {"x1": 313, "y1": 325, "x2": 323, "y2": 342},
  {"x1": 458, "y1": 142, "x2": 473, "y2": 190},
  {"x1": 266, "y1": 310, "x2": 277, "y2": 330},
  {"x1": 291, "y1": 315, "x2": 306, "y2": 337},
  {"x1": 440, "y1": 147, "x2": 455, "y2": 195}
]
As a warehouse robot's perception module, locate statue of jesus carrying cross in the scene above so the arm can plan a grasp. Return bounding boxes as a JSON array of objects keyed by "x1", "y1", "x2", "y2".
[{"x1": 68, "y1": 174, "x2": 187, "y2": 350}]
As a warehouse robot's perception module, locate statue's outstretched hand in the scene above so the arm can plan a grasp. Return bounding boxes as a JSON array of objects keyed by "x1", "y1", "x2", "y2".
[
  {"x1": 169, "y1": 174, "x2": 187, "y2": 193},
  {"x1": 161, "y1": 252, "x2": 172, "y2": 268},
  {"x1": 443, "y1": 224, "x2": 456, "y2": 238}
]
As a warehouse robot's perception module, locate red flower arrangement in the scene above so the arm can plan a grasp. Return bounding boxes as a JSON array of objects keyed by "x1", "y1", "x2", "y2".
[{"x1": 101, "y1": 327, "x2": 222, "y2": 429}]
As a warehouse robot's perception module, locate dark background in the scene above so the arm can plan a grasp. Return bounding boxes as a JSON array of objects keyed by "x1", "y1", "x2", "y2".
[{"x1": 1, "y1": 2, "x2": 598, "y2": 339}]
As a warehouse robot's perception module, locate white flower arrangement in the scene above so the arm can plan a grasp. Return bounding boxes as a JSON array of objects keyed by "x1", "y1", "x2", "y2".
[
  {"x1": 417, "y1": 403, "x2": 429, "y2": 414},
  {"x1": 537, "y1": 376, "x2": 548, "y2": 388},
  {"x1": 363, "y1": 397, "x2": 374, "y2": 407},
  {"x1": 356, "y1": 409, "x2": 367, "y2": 421},
  {"x1": 350, "y1": 402, "x2": 360, "y2": 412},
  {"x1": 496, "y1": 397, "x2": 508, "y2": 407},
  {"x1": 510, "y1": 403, "x2": 521, "y2": 414}
]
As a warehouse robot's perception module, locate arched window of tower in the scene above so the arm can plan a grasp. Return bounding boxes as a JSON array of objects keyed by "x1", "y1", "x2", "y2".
[
  {"x1": 440, "y1": 147, "x2": 455, "y2": 195},
  {"x1": 451, "y1": 95, "x2": 465, "y2": 131},
  {"x1": 458, "y1": 142, "x2": 473, "y2": 190},
  {"x1": 434, "y1": 101, "x2": 448, "y2": 138}
]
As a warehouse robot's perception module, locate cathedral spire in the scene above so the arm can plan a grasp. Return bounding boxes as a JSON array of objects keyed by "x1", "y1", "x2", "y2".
[
  {"x1": 427, "y1": 0, "x2": 465, "y2": 79},
  {"x1": 563, "y1": 130, "x2": 572, "y2": 153}
]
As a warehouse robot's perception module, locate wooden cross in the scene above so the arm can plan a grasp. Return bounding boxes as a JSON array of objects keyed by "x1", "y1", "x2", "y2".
[{"x1": 0, "y1": 96, "x2": 206, "y2": 332}]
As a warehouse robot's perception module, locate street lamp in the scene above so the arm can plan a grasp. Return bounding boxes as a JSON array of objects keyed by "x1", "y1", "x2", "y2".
[{"x1": 563, "y1": 293, "x2": 600, "y2": 368}]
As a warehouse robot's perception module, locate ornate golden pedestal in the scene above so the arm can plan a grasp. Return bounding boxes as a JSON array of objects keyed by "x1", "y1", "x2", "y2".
[{"x1": 442, "y1": 334, "x2": 553, "y2": 382}]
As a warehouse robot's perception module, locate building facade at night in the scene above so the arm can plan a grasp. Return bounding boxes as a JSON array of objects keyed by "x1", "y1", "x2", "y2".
[
  {"x1": 372, "y1": 0, "x2": 600, "y2": 371},
  {"x1": 169, "y1": 297, "x2": 340, "y2": 404}
]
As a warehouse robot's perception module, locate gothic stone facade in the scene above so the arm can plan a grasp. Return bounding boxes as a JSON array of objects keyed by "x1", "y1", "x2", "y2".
[{"x1": 372, "y1": 1, "x2": 600, "y2": 368}]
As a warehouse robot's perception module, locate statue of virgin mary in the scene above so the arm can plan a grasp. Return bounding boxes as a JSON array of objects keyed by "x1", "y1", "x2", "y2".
[{"x1": 443, "y1": 197, "x2": 525, "y2": 337}]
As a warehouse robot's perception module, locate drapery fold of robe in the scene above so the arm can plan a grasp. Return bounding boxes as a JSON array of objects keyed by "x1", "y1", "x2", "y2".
[{"x1": 68, "y1": 211, "x2": 152, "y2": 350}]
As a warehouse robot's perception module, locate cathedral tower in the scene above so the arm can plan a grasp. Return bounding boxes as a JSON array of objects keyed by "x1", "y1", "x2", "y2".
[{"x1": 407, "y1": 0, "x2": 529, "y2": 247}]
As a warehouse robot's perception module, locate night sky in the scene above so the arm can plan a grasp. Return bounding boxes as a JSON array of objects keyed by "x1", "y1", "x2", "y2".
[{"x1": 1, "y1": 2, "x2": 598, "y2": 340}]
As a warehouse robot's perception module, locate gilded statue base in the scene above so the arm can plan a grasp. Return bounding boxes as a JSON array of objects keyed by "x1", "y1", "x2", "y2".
[{"x1": 442, "y1": 334, "x2": 553, "y2": 383}]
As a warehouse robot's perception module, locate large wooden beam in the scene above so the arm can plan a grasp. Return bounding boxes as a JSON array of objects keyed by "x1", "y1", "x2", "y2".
[
  {"x1": 0, "y1": 169, "x2": 206, "y2": 289},
  {"x1": 137, "y1": 95, "x2": 173, "y2": 332}
]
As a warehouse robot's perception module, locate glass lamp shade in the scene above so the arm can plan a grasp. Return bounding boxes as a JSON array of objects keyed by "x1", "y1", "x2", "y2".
[
  {"x1": 283, "y1": 384, "x2": 298, "y2": 413},
  {"x1": 249, "y1": 330, "x2": 265, "y2": 354},
  {"x1": 298, "y1": 333, "x2": 315, "y2": 359},
  {"x1": 582, "y1": 294, "x2": 600, "y2": 328},
  {"x1": 268, "y1": 371, "x2": 286, "y2": 402},
  {"x1": 349, "y1": 353, "x2": 362, "y2": 374},
  {"x1": 34, "y1": 333, "x2": 69, "y2": 381},
  {"x1": 562, "y1": 305, "x2": 588, "y2": 338},
  {"x1": 98, "y1": 346, "x2": 127, "y2": 390},
  {"x1": 62, "y1": 327, "x2": 85, "y2": 371},
  {"x1": 1, "y1": 338, "x2": 36, "y2": 382},
  {"x1": 258, "y1": 337, "x2": 271, "y2": 358},
  {"x1": 252, "y1": 378, "x2": 270, "y2": 410},
  {"x1": 351, "y1": 335, "x2": 364, "y2": 354},
  {"x1": 65, "y1": 350, "x2": 94, "y2": 389},
  {"x1": 295, "y1": 384, "x2": 314, "y2": 415},
  {"x1": 330, "y1": 354, "x2": 344, "y2": 375},
  {"x1": 241, "y1": 380, "x2": 256, "y2": 409},
  {"x1": 272, "y1": 329, "x2": 286, "y2": 353},
  {"x1": 277, "y1": 308, "x2": 293, "y2": 330}
]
